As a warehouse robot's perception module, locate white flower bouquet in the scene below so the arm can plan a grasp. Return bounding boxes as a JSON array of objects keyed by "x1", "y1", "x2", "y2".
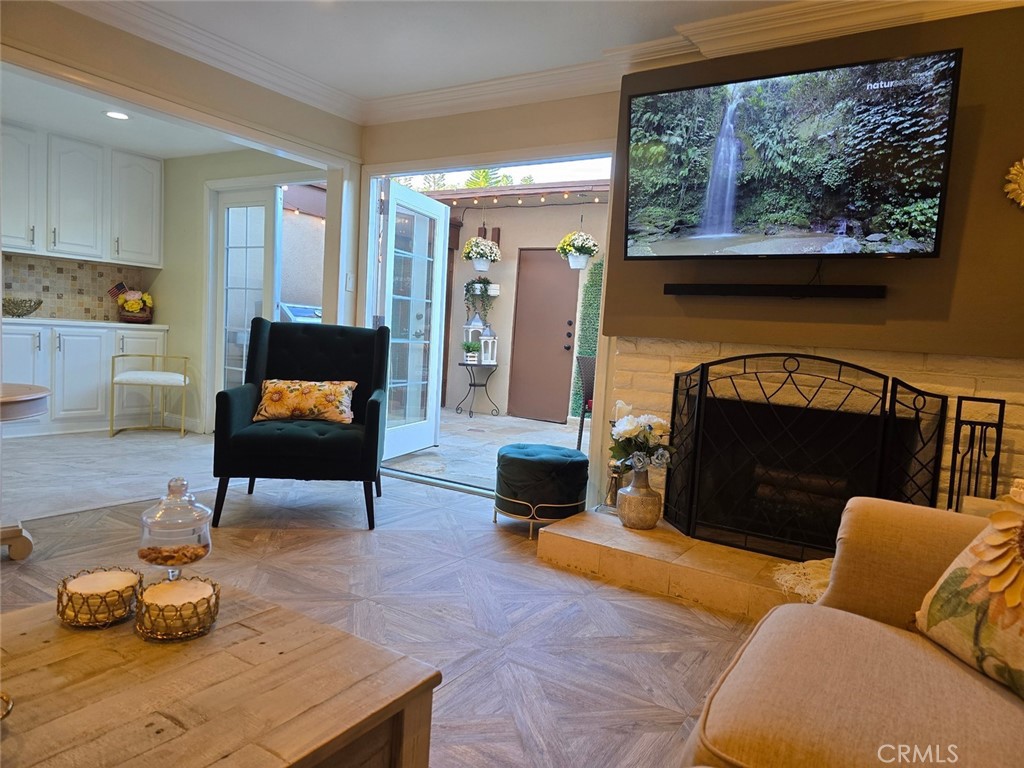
[
  {"x1": 610, "y1": 411, "x2": 670, "y2": 471},
  {"x1": 462, "y1": 237, "x2": 502, "y2": 263}
]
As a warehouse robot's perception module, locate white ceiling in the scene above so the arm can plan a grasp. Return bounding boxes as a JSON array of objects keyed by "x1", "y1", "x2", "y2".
[{"x1": 4, "y1": 1, "x2": 1016, "y2": 160}]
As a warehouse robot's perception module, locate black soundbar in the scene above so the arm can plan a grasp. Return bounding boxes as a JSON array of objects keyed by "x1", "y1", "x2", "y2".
[{"x1": 663, "y1": 283, "x2": 887, "y2": 299}]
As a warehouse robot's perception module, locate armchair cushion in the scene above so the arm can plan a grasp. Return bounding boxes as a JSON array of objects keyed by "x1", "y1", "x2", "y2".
[
  {"x1": 916, "y1": 504, "x2": 1024, "y2": 699},
  {"x1": 253, "y1": 379, "x2": 357, "y2": 423}
]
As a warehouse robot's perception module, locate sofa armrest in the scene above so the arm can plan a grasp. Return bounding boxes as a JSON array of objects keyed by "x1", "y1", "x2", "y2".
[{"x1": 817, "y1": 497, "x2": 987, "y2": 628}]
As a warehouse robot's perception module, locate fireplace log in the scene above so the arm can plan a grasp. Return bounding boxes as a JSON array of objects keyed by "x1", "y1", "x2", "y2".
[{"x1": 753, "y1": 465, "x2": 849, "y2": 498}]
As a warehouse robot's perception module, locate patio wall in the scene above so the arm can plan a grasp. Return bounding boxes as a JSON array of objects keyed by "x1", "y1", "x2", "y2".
[{"x1": 445, "y1": 202, "x2": 609, "y2": 417}]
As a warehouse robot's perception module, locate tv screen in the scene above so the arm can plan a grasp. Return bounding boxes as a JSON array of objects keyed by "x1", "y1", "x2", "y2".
[{"x1": 625, "y1": 49, "x2": 962, "y2": 259}]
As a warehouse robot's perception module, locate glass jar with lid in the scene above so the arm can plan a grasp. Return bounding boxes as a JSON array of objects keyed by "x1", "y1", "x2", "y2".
[{"x1": 138, "y1": 477, "x2": 212, "y2": 581}]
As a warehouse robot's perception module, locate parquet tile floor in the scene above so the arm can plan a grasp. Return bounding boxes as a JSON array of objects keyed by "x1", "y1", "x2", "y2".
[{"x1": 0, "y1": 476, "x2": 752, "y2": 768}]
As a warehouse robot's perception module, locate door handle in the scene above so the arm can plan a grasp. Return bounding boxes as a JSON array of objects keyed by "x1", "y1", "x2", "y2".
[
  {"x1": 563, "y1": 344, "x2": 572, "y2": 351},
  {"x1": 56, "y1": 332, "x2": 61, "y2": 352},
  {"x1": 29, "y1": 225, "x2": 35, "y2": 245}
]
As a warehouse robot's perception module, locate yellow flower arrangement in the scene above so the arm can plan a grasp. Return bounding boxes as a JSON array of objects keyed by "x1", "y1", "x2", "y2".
[
  {"x1": 1005, "y1": 158, "x2": 1024, "y2": 208},
  {"x1": 117, "y1": 290, "x2": 154, "y2": 314}
]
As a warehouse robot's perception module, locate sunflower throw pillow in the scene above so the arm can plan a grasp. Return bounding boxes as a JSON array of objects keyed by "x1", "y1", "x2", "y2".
[
  {"x1": 253, "y1": 379, "x2": 357, "y2": 424},
  {"x1": 915, "y1": 500, "x2": 1024, "y2": 699}
]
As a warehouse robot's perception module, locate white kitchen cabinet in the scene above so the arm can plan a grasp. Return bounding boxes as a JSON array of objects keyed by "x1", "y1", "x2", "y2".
[
  {"x1": 111, "y1": 151, "x2": 162, "y2": 267},
  {"x1": 47, "y1": 134, "x2": 106, "y2": 259},
  {"x1": 113, "y1": 327, "x2": 168, "y2": 416},
  {"x1": 51, "y1": 326, "x2": 112, "y2": 422},
  {"x1": 1, "y1": 123, "x2": 42, "y2": 252},
  {"x1": 1, "y1": 123, "x2": 162, "y2": 267}
]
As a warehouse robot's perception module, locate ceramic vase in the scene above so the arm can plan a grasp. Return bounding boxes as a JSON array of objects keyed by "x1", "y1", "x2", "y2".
[
  {"x1": 472, "y1": 258, "x2": 491, "y2": 272},
  {"x1": 567, "y1": 252, "x2": 590, "y2": 270},
  {"x1": 616, "y1": 468, "x2": 661, "y2": 529}
]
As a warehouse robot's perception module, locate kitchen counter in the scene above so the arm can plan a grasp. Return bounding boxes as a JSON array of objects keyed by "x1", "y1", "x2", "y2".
[{"x1": 1, "y1": 316, "x2": 169, "y2": 330}]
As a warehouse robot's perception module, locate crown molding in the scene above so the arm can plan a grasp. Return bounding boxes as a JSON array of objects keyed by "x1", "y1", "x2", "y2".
[
  {"x1": 362, "y1": 60, "x2": 621, "y2": 125},
  {"x1": 54, "y1": 0, "x2": 1023, "y2": 129},
  {"x1": 58, "y1": 1, "x2": 367, "y2": 123},
  {"x1": 675, "y1": 0, "x2": 1022, "y2": 58}
]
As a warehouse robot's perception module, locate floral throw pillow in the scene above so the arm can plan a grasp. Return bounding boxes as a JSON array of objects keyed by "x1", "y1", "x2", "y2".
[
  {"x1": 253, "y1": 379, "x2": 357, "y2": 424},
  {"x1": 915, "y1": 500, "x2": 1024, "y2": 699}
]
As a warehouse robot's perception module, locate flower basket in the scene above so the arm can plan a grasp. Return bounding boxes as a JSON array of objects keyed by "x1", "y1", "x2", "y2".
[
  {"x1": 557, "y1": 231, "x2": 599, "y2": 268},
  {"x1": 463, "y1": 237, "x2": 501, "y2": 271},
  {"x1": 116, "y1": 288, "x2": 154, "y2": 324},
  {"x1": 119, "y1": 307, "x2": 153, "y2": 324}
]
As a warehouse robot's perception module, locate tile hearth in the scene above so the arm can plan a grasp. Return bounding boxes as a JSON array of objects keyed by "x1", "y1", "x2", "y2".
[{"x1": 538, "y1": 509, "x2": 803, "y2": 620}]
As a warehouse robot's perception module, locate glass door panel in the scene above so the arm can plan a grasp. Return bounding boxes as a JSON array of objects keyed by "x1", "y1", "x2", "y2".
[
  {"x1": 379, "y1": 180, "x2": 449, "y2": 458},
  {"x1": 217, "y1": 188, "x2": 281, "y2": 392}
]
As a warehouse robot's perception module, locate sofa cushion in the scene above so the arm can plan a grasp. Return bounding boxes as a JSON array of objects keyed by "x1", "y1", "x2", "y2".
[
  {"x1": 684, "y1": 603, "x2": 1024, "y2": 768},
  {"x1": 253, "y1": 379, "x2": 356, "y2": 423},
  {"x1": 916, "y1": 504, "x2": 1024, "y2": 699}
]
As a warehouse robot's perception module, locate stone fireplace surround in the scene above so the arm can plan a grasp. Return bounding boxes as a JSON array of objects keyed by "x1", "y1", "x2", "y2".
[{"x1": 537, "y1": 337, "x2": 1022, "y2": 619}]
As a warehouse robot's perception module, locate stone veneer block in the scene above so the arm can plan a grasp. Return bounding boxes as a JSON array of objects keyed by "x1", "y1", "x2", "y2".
[{"x1": 539, "y1": 511, "x2": 796, "y2": 620}]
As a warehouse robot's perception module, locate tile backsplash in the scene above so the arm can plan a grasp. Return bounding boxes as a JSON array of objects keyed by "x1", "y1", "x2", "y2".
[{"x1": 2, "y1": 253, "x2": 152, "y2": 321}]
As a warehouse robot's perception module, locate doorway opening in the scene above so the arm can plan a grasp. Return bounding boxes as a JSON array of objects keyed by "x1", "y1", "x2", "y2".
[{"x1": 373, "y1": 157, "x2": 611, "y2": 491}]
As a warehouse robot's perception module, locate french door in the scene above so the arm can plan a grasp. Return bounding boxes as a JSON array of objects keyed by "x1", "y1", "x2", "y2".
[
  {"x1": 216, "y1": 188, "x2": 282, "y2": 391},
  {"x1": 374, "y1": 179, "x2": 449, "y2": 459}
]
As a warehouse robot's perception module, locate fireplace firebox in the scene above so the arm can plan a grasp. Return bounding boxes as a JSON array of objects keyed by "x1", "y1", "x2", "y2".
[{"x1": 664, "y1": 354, "x2": 947, "y2": 561}]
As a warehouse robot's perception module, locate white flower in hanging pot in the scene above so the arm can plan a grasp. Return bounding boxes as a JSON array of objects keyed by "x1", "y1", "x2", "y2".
[
  {"x1": 462, "y1": 237, "x2": 501, "y2": 272},
  {"x1": 557, "y1": 231, "x2": 599, "y2": 270}
]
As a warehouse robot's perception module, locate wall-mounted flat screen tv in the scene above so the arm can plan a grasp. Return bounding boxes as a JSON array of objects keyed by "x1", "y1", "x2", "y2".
[{"x1": 624, "y1": 49, "x2": 962, "y2": 259}]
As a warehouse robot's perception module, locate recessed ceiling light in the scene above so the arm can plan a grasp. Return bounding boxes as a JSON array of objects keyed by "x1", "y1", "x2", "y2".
[{"x1": 104, "y1": 111, "x2": 130, "y2": 120}]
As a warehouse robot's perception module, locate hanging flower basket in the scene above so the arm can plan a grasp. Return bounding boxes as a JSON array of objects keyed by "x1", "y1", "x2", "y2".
[
  {"x1": 463, "y1": 237, "x2": 501, "y2": 272},
  {"x1": 556, "y1": 231, "x2": 599, "y2": 270}
]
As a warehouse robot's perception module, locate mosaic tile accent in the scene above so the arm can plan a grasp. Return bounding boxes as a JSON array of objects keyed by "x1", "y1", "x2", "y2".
[{"x1": 2, "y1": 253, "x2": 152, "y2": 321}]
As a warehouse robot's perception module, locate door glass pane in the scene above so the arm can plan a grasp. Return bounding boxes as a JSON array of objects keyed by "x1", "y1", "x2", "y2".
[
  {"x1": 224, "y1": 205, "x2": 265, "y2": 389},
  {"x1": 387, "y1": 203, "x2": 435, "y2": 429}
]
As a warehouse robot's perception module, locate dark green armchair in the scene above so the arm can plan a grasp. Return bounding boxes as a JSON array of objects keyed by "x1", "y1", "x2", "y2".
[{"x1": 212, "y1": 318, "x2": 390, "y2": 529}]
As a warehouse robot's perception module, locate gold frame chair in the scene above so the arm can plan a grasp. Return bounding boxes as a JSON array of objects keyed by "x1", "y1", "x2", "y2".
[{"x1": 110, "y1": 354, "x2": 189, "y2": 437}]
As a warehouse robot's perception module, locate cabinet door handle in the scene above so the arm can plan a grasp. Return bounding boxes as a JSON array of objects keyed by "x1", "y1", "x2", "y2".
[
  {"x1": 56, "y1": 332, "x2": 61, "y2": 352},
  {"x1": 114, "y1": 237, "x2": 120, "y2": 256},
  {"x1": 120, "y1": 337, "x2": 125, "y2": 353},
  {"x1": 29, "y1": 225, "x2": 35, "y2": 245},
  {"x1": 51, "y1": 228, "x2": 57, "y2": 248},
  {"x1": 35, "y1": 332, "x2": 41, "y2": 351}
]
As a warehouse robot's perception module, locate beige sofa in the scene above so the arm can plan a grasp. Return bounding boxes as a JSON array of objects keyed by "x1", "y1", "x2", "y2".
[{"x1": 682, "y1": 497, "x2": 1024, "y2": 767}]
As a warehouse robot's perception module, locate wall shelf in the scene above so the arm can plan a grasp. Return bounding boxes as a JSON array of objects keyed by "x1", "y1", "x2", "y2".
[{"x1": 663, "y1": 283, "x2": 887, "y2": 299}]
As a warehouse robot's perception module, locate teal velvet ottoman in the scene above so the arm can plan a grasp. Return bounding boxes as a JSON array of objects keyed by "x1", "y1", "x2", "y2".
[{"x1": 494, "y1": 443, "x2": 589, "y2": 538}]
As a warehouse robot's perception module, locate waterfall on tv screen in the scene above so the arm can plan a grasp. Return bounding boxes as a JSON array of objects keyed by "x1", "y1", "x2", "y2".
[{"x1": 700, "y1": 95, "x2": 742, "y2": 236}]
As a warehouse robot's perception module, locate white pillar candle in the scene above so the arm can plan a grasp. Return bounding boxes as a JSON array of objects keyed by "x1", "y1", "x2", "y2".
[{"x1": 143, "y1": 579, "x2": 214, "y2": 606}]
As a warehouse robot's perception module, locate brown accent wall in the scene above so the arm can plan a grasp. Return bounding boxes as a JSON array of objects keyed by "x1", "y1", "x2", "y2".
[{"x1": 604, "y1": 7, "x2": 1024, "y2": 359}]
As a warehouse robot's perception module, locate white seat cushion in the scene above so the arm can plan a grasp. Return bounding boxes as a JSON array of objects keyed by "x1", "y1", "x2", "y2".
[{"x1": 113, "y1": 371, "x2": 188, "y2": 387}]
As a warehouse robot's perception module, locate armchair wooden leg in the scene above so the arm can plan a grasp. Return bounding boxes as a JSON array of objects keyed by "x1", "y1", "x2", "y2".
[
  {"x1": 363, "y1": 481, "x2": 376, "y2": 530},
  {"x1": 213, "y1": 477, "x2": 230, "y2": 527},
  {"x1": 375, "y1": 471, "x2": 382, "y2": 498},
  {"x1": 247, "y1": 477, "x2": 256, "y2": 495}
]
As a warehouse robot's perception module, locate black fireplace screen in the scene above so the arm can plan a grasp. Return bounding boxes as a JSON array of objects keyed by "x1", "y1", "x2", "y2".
[{"x1": 664, "y1": 355, "x2": 947, "y2": 561}]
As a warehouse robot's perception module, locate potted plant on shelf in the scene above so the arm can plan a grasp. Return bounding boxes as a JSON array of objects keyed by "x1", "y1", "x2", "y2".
[
  {"x1": 463, "y1": 236, "x2": 501, "y2": 272},
  {"x1": 556, "y1": 231, "x2": 600, "y2": 269},
  {"x1": 464, "y1": 277, "x2": 495, "y2": 323},
  {"x1": 462, "y1": 340, "x2": 482, "y2": 364}
]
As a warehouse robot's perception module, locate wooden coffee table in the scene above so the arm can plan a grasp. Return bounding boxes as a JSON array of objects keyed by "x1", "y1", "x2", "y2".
[{"x1": 0, "y1": 587, "x2": 441, "y2": 767}]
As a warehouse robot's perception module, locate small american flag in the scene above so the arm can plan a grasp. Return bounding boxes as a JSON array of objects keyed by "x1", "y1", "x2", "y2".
[{"x1": 107, "y1": 281, "x2": 128, "y2": 298}]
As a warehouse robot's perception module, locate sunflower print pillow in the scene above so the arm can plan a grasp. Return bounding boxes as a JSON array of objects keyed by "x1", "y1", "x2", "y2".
[
  {"x1": 253, "y1": 379, "x2": 357, "y2": 424},
  {"x1": 915, "y1": 500, "x2": 1024, "y2": 699}
]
